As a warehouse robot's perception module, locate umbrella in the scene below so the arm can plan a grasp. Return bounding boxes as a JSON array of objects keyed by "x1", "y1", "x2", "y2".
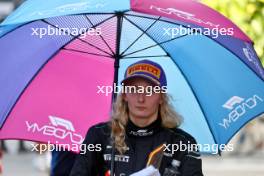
[{"x1": 0, "y1": 0, "x2": 263, "y2": 153}]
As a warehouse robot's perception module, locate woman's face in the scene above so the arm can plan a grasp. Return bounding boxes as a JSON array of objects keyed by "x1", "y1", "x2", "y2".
[{"x1": 123, "y1": 77, "x2": 162, "y2": 120}]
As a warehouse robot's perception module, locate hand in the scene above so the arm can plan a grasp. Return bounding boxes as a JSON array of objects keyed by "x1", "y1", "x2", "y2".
[{"x1": 130, "y1": 165, "x2": 160, "y2": 176}]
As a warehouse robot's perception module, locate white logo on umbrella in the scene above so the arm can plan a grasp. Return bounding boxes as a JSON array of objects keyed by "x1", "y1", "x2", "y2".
[
  {"x1": 28, "y1": 1, "x2": 108, "y2": 17},
  {"x1": 25, "y1": 115, "x2": 84, "y2": 144},
  {"x1": 243, "y1": 47, "x2": 254, "y2": 62},
  {"x1": 55, "y1": 2, "x2": 107, "y2": 12},
  {"x1": 149, "y1": 5, "x2": 220, "y2": 28},
  {"x1": 242, "y1": 43, "x2": 264, "y2": 79},
  {"x1": 219, "y1": 95, "x2": 263, "y2": 129},
  {"x1": 48, "y1": 115, "x2": 75, "y2": 132},
  {"x1": 222, "y1": 96, "x2": 245, "y2": 110}
]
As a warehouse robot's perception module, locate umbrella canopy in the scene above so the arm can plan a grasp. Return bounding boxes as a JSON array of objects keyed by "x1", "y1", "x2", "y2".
[{"x1": 0, "y1": 0, "x2": 263, "y2": 153}]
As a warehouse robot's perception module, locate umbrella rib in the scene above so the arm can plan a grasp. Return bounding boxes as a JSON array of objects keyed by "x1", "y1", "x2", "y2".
[
  {"x1": 41, "y1": 19, "x2": 113, "y2": 57},
  {"x1": 122, "y1": 17, "x2": 192, "y2": 58},
  {"x1": 120, "y1": 16, "x2": 161, "y2": 56},
  {"x1": 126, "y1": 13, "x2": 194, "y2": 31},
  {"x1": 76, "y1": 37, "x2": 113, "y2": 57},
  {"x1": 123, "y1": 55, "x2": 169, "y2": 59},
  {"x1": 62, "y1": 48, "x2": 113, "y2": 58},
  {"x1": 85, "y1": 15, "x2": 115, "y2": 56}
]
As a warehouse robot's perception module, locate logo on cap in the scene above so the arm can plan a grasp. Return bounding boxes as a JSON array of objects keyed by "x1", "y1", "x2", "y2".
[{"x1": 127, "y1": 63, "x2": 161, "y2": 79}]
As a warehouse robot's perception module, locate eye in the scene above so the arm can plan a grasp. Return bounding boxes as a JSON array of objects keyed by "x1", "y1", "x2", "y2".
[{"x1": 145, "y1": 86, "x2": 153, "y2": 92}]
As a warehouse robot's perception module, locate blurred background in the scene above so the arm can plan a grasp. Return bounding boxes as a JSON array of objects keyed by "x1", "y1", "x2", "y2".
[
  {"x1": 0, "y1": 0, "x2": 24, "y2": 21},
  {"x1": 0, "y1": 0, "x2": 264, "y2": 175}
]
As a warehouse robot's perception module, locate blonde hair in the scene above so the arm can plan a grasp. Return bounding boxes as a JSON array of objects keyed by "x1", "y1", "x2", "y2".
[{"x1": 110, "y1": 93, "x2": 182, "y2": 154}]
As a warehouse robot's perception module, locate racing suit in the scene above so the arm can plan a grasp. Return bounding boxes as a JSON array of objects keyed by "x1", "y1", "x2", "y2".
[{"x1": 70, "y1": 117, "x2": 203, "y2": 176}]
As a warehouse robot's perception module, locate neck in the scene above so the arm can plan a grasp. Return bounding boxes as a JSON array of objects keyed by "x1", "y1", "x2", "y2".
[{"x1": 129, "y1": 111, "x2": 159, "y2": 127}]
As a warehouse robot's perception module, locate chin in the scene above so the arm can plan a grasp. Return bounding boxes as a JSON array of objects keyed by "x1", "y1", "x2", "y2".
[{"x1": 133, "y1": 111, "x2": 151, "y2": 119}]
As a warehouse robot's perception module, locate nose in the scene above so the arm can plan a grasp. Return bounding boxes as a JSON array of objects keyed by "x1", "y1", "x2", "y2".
[{"x1": 137, "y1": 93, "x2": 145, "y2": 103}]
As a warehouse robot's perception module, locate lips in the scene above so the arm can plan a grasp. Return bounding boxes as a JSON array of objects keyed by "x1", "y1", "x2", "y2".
[{"x1": 136, "y1": 106, "x2": 146, "y2": 110}]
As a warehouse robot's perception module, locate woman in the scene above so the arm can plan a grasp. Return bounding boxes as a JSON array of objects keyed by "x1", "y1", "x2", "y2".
[{"x1": 70, "y1": 60, "x2": 203, "y2": 176}]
